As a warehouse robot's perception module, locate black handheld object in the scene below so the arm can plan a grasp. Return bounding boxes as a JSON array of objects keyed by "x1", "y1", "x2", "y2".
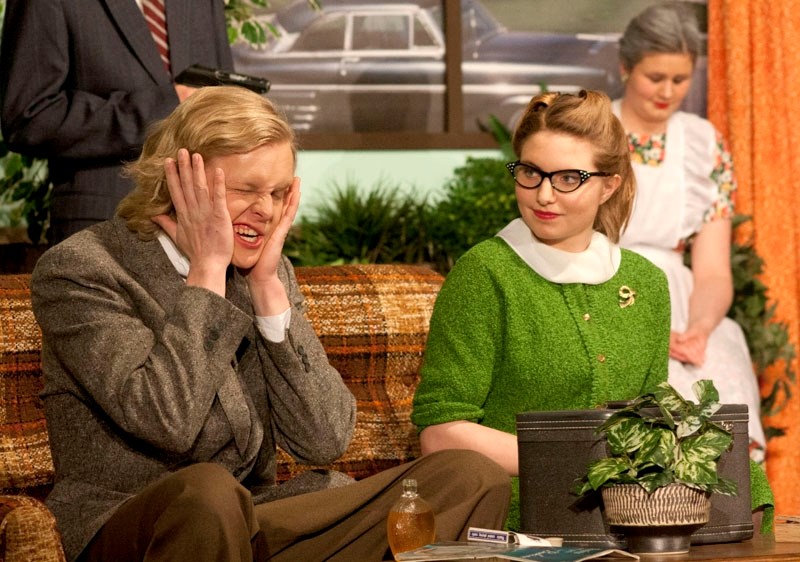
[{"x1": 176, "y1": 64, "x2": 270, "y2": 95}]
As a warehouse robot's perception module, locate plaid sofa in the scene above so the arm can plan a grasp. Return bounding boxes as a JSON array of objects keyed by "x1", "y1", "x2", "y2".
[{"x1": 0, "y1": 264, "x2": 443, "y2": 561}]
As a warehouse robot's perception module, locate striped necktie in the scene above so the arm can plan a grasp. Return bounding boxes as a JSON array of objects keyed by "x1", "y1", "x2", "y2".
[{"x1": 142, "y1": 0, "x2": 170, "y2": 72}]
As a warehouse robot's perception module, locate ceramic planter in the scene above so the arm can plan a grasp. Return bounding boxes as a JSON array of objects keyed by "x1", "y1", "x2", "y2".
[{"x1": 601, "y1": 483, "x2": 711, "y2": 554}]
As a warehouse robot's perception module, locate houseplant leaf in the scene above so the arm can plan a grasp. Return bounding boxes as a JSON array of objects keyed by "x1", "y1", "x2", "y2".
[
  {"x1": 704, "y1": 477, "x2": 739, "y2": 496},
  {"x1": 676, "y1": 413, "x2": 703, "y2": 439},
  {"x1": 606, "y1": 417, "x2": 648, "y2": 455},
  {"x1": 636, "y1": 427, "x2": 675, "y2": 469},
  {"x1": 585, "y1": 457, "x2": 631, "y2": 491},
  {"x1": 674, "y1": 455, "x2": 718, "y2": 486},
  {"x1": 693, "y1": 379, "x2": 721, "y2": 407},
  {"x1": 637, "y1": 471, "x2": 675, "y2": 494},
  {"x1": 653, "y1": 382, "x2": 689, "y2": 416},
  {"x1": 681, "y1": 429, "x2": 734, "y2": 463}
]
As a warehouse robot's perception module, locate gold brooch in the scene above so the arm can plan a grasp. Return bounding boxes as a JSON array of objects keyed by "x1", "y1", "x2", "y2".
[{"x1": 618, "y1": 285, "x2": 636, "y2": 308}]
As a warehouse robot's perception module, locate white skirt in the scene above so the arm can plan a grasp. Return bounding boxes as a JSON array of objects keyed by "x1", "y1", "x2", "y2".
[{"x1": 629, "y1": 245, "x2": 766, "y2": 449}]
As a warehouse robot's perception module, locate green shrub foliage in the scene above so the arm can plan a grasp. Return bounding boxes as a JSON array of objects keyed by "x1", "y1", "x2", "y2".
[
  {"x1": 424, "y1": 157, "x2": 518, "y2": 272},
  {"x1": 0, "y1": 138, "x2": 50, "y2": 244},
  {"x1": 285, "y1": 180, "x2": 430, "y2": 266}
]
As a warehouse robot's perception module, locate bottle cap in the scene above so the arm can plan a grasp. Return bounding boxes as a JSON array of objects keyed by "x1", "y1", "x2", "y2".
[{"x1": 402, "y1": 479, "x2": 418, "y2": 493}]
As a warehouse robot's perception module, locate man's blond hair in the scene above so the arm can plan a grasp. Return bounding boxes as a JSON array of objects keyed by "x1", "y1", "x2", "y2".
[{"x1": 118, "y1": 86, "x2": 296, "y2": 239}]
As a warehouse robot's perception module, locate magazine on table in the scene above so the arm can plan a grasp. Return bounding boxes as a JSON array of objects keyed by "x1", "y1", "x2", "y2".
[{"x1": 395, "y1": 542, "x2": 640, "y2": 562}]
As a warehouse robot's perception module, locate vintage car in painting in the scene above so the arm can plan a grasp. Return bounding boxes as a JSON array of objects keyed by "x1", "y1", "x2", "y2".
[{"x1": 231, "y1": 0, "x2": 622, "y2": 134}]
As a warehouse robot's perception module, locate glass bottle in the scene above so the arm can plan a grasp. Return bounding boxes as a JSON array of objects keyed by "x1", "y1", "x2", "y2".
[{"x1": 387, "y1": 478, "x2": 437, "y2": 560}]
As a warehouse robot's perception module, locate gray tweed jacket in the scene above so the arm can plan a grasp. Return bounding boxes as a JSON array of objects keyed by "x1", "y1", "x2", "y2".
[{"x1": 31, "y1": 217, "x2": 356, "y2": 561}]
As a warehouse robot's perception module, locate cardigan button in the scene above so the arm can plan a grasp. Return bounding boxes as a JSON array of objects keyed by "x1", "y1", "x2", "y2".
[
  {"x1": 582, "y1": 313, "x2": 591, "y2": 321},
  {"x1": 597, "y1": 354, "x2": 606, "y2": 363}
]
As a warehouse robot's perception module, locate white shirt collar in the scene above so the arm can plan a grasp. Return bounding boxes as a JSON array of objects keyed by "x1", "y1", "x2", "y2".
[
  {"x1": 496, "y1": 218, "x2": 621, "y2": 285},
  {"x1": 155, "y1": 232, "x2": 291, "y2": 341},
  {"x1": 157, "y1": 232, "x2": 191, "y2": 278}
]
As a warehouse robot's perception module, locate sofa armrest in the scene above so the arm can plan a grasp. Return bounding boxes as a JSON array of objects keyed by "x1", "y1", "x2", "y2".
[
  {"x1": 0, "y1": 495, "x2": 65, "y2": 562},
  {"x1": 0, "y1": 274, "x2": 56, "y2": 495}
]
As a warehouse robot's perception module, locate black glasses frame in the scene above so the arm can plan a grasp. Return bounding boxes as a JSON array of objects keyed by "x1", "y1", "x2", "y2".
[{"x1": 506, "y1": 161, "x2": 611, "y2": 193}]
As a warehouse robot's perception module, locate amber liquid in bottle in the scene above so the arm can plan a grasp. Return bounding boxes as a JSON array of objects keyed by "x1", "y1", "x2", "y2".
[{"x1": 387, "y1": 478, "x2": 436, "y2": 560}]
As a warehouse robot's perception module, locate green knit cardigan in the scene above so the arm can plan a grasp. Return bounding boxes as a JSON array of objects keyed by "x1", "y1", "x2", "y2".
[{"x1": 412, "y1": 238, "x2": 671, "y2": 529}]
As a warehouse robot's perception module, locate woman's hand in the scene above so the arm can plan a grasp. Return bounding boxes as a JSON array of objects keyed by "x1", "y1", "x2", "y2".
[
  {"x1": 669, "y1": 328, "x2": 709, "y2": 366},
  {"x1": 244, "y1": 177, "x2": 301, "y2": 316},
  {"x1": 152, "y1": 149, "x2": 233, "y2": 296},
  {"x1": 674, "y1": 218, "x2": 734, "y2": 367}
]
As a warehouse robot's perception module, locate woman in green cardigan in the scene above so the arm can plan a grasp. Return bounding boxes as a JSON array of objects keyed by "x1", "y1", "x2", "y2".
[{"x1": 411, "y1": 90, "x2": 672, "y2": 530}]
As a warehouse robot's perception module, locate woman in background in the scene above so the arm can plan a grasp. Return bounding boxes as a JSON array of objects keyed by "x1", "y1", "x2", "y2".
[
  {"x1": 412, "y1": 89, "x2": 671, "y2": 530},
  {"x1": 613, "y1": 2, "x2": 766, "y2": 459}
]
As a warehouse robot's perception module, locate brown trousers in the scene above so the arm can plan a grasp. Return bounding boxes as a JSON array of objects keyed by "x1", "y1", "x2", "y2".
[{"x1": 78, "y1": 450, "x2": 510, "y2": 562}]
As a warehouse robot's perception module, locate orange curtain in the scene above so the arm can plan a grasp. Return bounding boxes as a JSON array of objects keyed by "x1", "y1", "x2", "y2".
[{"x1": 708, "y1": 0, "x2": 800, "y2": 515}]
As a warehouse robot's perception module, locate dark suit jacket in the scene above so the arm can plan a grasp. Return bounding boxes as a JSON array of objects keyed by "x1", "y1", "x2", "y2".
[
  {"x1": 0, "y1": 0, "x2": 233, "y2": 242},
  {"x1": 31, "y1": 217, "x2": 357, "y2": 561}
]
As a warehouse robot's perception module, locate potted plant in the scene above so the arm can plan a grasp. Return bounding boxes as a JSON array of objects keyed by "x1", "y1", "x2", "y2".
[{"x1": 574, "y1": 379, "x2": 738, "y2": 555}]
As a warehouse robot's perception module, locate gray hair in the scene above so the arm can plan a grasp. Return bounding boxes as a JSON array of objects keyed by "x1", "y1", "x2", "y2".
[{"x1": 619, "y1": 2, "x2": 702, "y2": 71}]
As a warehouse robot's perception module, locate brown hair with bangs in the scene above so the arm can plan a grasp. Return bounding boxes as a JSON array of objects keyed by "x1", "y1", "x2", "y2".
[
  {"x1": 511, "y1": 89, "x2": 634, "y2": 242},
  {"x1": 118, "y1": 86, "x2": 296, "y2": 239}
]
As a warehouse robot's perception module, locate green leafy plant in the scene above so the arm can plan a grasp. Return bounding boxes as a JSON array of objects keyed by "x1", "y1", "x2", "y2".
[
  {"x1": 224, "y1": 0, "x2": 272, "y2": 47},
  {"x1": 478, "y1": 114, "x2": 515, "y2": 161},
  {"x1": 282, "y1": 156, "x2": 520, "y2": 273},
  {"x1": 0, "y1": 138, "x2": 51, "y2": 244},
  {"x1": 575, "y1": 380, "x2": 737, "y2": 498},
  {"x1": 682, "y1": 215, "x2": 796, "y2": 439},
  {"x1": 224, "y1": 0, "x2": 321, "y2": 48},
  {"x1": 424, "y1": 156, "x2": 518, "y2": 273},
  {"x1": 284, "y1": 180, "x2": 430, "y2": 266}
]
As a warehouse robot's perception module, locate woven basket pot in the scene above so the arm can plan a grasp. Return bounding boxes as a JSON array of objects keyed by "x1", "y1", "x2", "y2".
[{"x1": 601, "y1": 483, "x2": 711, "y2": 554}]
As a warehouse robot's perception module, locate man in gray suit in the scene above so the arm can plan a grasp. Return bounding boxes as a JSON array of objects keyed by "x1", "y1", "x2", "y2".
[
  {"x1": 0, "y1": 0, "x2": 233, "y2": 244},
  {"x1": 30, "y1": 86, "x2": 510, "y2": 562}
]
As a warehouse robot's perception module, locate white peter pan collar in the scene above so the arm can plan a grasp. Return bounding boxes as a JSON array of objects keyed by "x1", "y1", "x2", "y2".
[{"x1": 496, "y1": 218, "x2": 621, "y2": 285}]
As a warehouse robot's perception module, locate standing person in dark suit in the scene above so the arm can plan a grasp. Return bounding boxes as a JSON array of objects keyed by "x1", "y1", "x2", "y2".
[
  {"x1": 0, "y1": 0, "x2": 233, "y2": 244},
  {"x1": 31, "y1": 86, "x2": 510, "y2": 562}
]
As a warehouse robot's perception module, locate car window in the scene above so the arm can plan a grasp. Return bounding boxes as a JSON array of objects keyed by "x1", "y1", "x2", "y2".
[
  {"x1": 413, "y1": 14, "x2": 437, "y2": 48},
  {"x1": 463, "y1": 1, "x2": 498, "y2": 44},
  {"x1": 293, "y1": 13, "x2": 347, "y2": 51},
  {"x1": 352, "y1": 14, "x2": 409, "y2": 50}
]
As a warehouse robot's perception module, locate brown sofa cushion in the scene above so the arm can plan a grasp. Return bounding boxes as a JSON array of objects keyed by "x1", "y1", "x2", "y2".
[
  {"x1": 0, "y1": 275, "x2": 54, "y2": 495},
  {"x1": 0, "y1": 265, "x2": 443, "y2": 491},
  {"x1": 277, "y1": 264, "x2": 443, "y2": 481}
]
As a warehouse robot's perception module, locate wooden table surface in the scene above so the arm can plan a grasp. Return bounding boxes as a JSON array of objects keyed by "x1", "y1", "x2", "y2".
[
  {"x1": 638, "y1": 533, "x2": 800, "y2": 561},
  {"x1": 400, "y1": 534, "x2": 800, "y2": 561}
]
